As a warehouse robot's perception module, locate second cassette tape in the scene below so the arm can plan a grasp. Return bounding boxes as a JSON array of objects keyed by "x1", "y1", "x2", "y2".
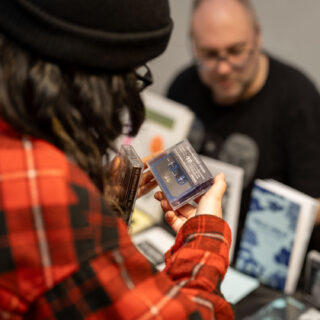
[{"x1": 114, "y1": 144, "x2": 144, "y2": 224}]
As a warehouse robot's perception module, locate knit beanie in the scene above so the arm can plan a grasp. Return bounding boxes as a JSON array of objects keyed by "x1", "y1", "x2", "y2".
[{"x1": 0, "y1": 0, "x2": 173, "y2": 72}]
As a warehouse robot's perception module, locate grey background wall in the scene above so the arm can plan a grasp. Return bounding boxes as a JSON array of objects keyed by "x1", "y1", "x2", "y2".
[{"x1": 148, "y1": 0, "x2": 320, "y2": 95}]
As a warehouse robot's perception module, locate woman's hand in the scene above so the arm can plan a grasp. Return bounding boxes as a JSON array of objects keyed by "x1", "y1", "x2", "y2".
[
  {"x1": 154, "y1": 173, "x2": 226, "y2": 233},
  {"x1": 137, "y1": 166, "x2": 157, "y2": 198}
]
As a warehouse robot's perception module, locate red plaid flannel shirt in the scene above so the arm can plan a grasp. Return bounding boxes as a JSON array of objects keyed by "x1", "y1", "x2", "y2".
[{"x1": 0, "y1": 119, "x2": 234, "y2": 320}]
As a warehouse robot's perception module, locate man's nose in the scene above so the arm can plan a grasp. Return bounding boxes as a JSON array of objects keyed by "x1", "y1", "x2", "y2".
[{"x1": 215, "y1": 59, "x2": 233, "y2": 75}]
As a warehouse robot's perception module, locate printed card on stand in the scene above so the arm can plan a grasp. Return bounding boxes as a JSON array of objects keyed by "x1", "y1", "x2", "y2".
[
  {"x1": 129, "y1": 208, "x2": 155, "y2": 235},
  {"x1": 264, "y1": 179, "x2": 318, "y2": 294},
  {"x1": 201, "y1": 156, "x2": 244, "y2": 262},
  {"x1": 235, "y1": 179, "x2": 317, "y2": 294}
]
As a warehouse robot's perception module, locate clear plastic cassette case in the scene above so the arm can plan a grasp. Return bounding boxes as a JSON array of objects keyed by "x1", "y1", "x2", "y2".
[
  {"x1": 147, "y1": 140, "x2": 214, "y2": 210},
  {"x1": 114, "y1": 144, "x2": 144, "y2": 224}
]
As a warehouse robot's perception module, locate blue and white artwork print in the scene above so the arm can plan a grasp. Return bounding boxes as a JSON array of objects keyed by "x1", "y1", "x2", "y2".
[{"x1": 236, "y1": 184, "x2": 300, "y2": 291}]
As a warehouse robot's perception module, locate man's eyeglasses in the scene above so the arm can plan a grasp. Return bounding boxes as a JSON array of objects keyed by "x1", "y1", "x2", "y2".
[
  {"x1": 135, "y1": 64, "x2": 153, "y2": 92},
  {"x1": 195, "y1": 36, "x2": 257, "y2": 72}
]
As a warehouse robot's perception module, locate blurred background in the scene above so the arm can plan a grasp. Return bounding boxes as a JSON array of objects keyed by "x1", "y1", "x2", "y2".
[{"x1": 148, "y1": 0, "x2": 320, "y2": 95}]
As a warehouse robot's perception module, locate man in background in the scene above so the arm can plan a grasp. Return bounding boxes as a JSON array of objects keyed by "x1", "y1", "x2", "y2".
[{"x1": 167, "y1": 0, "x2": 320, "y2": 255}]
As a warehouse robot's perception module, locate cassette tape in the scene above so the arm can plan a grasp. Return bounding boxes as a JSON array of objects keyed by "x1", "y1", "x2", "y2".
[
  {"x1": 147, "y1": 140, "x2": 214, "y2": 210},
  {"x1": 114, "y1": 144, "x2": 144, "y2": 224}
]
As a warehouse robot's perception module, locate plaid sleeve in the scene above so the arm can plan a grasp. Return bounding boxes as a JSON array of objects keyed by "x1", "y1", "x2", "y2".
[
  {"x1": 164, "y1": 215, "x2": 234, "y2": 320},
  {"x1": 0, "y1": 125, "x2": 233, "y2": 319},
  {"x1": 26, "y1": 215, "x2": 233, "y2": 320}
]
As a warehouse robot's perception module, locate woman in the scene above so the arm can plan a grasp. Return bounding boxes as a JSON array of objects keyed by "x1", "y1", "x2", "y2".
[{"x1": 0, "y1": 0, "x2": 233, "y2": 319}]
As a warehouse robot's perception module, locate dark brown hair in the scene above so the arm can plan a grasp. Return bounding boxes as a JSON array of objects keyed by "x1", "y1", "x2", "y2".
[{"x1": 0, "y1": 33, "x2": 145, "y2": 193}]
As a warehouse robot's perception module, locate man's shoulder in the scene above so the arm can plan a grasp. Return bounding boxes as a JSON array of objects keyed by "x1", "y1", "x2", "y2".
[
  {"x1": 170, "y1": 64, "x2": 198, "y2": 83},
  {"x1": 268, "y1": 54, "x2": 319, "y2": 93},
  {"x1": 167, "y1": 64, "x2": 200, "y2": 97},
  {"x1": 167, "y1": 64, "x2": 211, "y2": 110}
]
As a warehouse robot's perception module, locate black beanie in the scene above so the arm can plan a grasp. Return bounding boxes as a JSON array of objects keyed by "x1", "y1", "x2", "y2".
[{"x1": 0, "y1": 0, "x2": 173, "y2": 72}]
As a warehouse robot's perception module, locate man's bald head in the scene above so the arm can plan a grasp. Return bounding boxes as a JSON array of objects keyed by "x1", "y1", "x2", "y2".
[{"x1": 192, "y1": 0, "x2": 259, "y2": 33}]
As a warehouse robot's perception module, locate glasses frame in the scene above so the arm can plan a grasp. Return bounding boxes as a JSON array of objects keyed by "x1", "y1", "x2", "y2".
[
  {"x1": 194, "y1": 34, "x2": 258, "y2": 73},
  {"x1": 135, "y1": 64, "x2": 153, "y2": 92}
]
